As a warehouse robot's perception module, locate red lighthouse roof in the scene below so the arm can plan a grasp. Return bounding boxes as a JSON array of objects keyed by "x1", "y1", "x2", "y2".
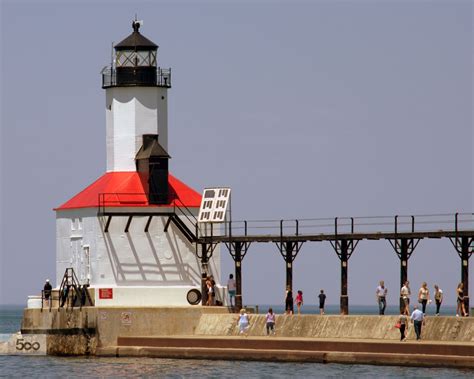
[{"x1": 55, "y1": 172, "x2": 201, "y2": 210}]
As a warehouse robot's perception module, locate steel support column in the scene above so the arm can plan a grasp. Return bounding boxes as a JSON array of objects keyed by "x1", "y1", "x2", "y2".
[
  {"x1": 285, "y1": 242, "x2": 294, "y2": 289},
  {"x1": 461, "y1": 238, "x2": 470, "y2": 312},
  {"x1": 200, "y1": 243, "x2": 209, "y2": 306},
  {"x1": 388, "y1": 238, "x2": 420, "y2": 313},
  {"x1": 225, "y1": 240, "x2": 251, "y2": 311},
  {"x1": 450, "y1": 236, "x2": 473, "y2": 314},
  {"x1": 340, "y1": 240, "x2": 348, "y2": 314},
  {"x1": 330, "y1": 239, "x2": 357, "y2": 315},
  {"x1": 275, "y1": 240, "x2": 303, "y2": 294},
  {"x1": 235, "y1": 245, "x2": 243, "y2": 310}
]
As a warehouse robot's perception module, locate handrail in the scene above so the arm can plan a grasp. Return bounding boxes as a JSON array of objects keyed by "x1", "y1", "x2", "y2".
[
  {"x1": 210, "y1": 212, "x2": 474, "y2": 239},
  {"x1": 56, "y1": 268, "x2": 93, "y2": 311},
  {"x1": 102, "y1": 66, "x2": 171, "y2": 88}
]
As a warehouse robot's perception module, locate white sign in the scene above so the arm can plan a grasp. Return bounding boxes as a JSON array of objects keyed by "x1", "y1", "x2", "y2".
[
  {"x1": 198, "y1": 188, "x2": 231, "y2": 223},
  {"x1": 0, "y1": 333, "x2": 46, "y2": 355}
]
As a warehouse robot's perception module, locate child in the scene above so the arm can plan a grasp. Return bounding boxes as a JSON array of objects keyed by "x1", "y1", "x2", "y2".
[
  {"x1": 266, "y1": 308, "x2": 276, "y2": 335},
  {"x1": 295, "y1": 290, "x2": 304, "y2": 314},
  {"x1": 238, "y1": 308, "x2": 250, "y2": 336}
]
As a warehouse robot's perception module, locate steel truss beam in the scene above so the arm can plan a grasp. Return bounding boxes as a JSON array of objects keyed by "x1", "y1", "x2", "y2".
[
  {"x1": 388, "y1": 237, "x2": 421, "y2": 313},
  {"x1": 275, "y1": 241, "x2": 304, "y2": 290},
  {"x1": 329, "y1": 239, "x2": 359, "y2": 315}
]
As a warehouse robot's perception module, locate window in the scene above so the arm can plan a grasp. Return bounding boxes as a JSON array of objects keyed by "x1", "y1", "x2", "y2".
[{"x1": 116, "y1": 50, "x2": 156, "y2": 67}]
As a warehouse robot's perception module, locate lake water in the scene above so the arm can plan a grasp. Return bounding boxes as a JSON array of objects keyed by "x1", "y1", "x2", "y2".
[{"x1": 1, "y1": 304, "x2": 472, "y2": 378}]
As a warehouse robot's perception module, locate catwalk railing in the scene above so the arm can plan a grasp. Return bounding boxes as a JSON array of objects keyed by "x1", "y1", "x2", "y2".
[
  {"x1": 101, "y1": 67, "x2": 171, "y2": 88},
  {"x1": 199, "y1": 213, "x2": 474, "y2": 241}
]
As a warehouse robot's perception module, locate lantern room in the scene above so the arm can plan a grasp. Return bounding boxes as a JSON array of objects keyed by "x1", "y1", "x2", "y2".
[{"x1": 102, "y1": 20, "x2": 171, "y2": 88}]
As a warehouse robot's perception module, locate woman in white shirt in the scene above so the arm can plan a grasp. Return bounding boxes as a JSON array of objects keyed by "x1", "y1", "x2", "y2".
[{"x1": 417, "y1": 282, "x2": 430, "y2": 314}]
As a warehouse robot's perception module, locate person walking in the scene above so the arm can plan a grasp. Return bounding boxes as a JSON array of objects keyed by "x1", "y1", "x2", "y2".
[
  {"x1": 433, "y1": 284, "x2": 443, "y2": 316},
  {"x1": 318, "y1": 289, "x2": 326, "y2": 315},
  {"x1": 398, "y1": 311, "x2": 408, "y2": 341},
  {"x1": 376, "y1": 280, "x2": 388, "y2": 315},
  {"x1": 238, "y1": 308, "x2": 250, "y2": 336},
  {"x1": 227, "y1": 274, "x2": 236, "y2": 309},
  {"x1": 410, "y1": 305, "x2": 425, "y2": 341},
  {"x1": 400, "y1": 281, "x2": 411, "y2": 316},
  {"x1": 295, "y1": 290, "x2": 304, "y2": 315},
  {"x1": 417, "y1": 282, "x2": 430, "y2": 314},
  {"x1": 456, "y1": 282, "x2": 468, "y2": 317},
  {"x1": 285, "y1": 286, "x2": 294, "y2": 315},
  {"x1": 265, "y1": 308, "x2": 276, "y2": 335}
]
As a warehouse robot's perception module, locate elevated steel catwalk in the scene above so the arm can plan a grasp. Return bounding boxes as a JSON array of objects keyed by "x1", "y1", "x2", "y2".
[
  {"x1": 196, "y1": 213, "x2": 473, "y2": 313},
  {"x1": 197, "y1": 213, "x2": 474, "y2": 243},
  {"x1": 97, "y1": 194, "x2": 473, "y2": 314},
  {"x1": 200, "y1": 230, "x2": 474, "y2": 243}
]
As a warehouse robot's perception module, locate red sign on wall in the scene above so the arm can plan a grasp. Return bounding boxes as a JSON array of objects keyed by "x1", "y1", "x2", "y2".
[{"x1": 99, "y1": 288, "x2": 113, "y2": 299}]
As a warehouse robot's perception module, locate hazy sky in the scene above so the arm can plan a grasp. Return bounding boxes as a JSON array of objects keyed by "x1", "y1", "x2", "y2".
[{"x1": 1, "y1": 0, "x2": 472, "y2": 306}]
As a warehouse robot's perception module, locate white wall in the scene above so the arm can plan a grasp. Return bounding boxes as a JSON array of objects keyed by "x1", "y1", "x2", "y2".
[
  {"x1": 105, "y1": 86, "x2": 169, "y2": 172},
  {"x1": 55, "y1": 208, "x2": 222, "y2": 305}
]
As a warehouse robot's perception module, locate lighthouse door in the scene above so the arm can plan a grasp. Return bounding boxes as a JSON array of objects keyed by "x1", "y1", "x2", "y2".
[
  {"x1": 81, "y1": 245, "x2": 91, "y2": 285},
  {"x1": 70, "y1": 238, "x2": 83, "y2": 283}
]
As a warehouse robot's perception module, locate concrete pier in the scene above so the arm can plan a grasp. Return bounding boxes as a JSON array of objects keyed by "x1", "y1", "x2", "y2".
[
  {"x1": 17, "y1": 307, "x2": 474, "y2": 368},
  {"x1": 109, "y1": 336, "x2": 474, "y2": 368}
]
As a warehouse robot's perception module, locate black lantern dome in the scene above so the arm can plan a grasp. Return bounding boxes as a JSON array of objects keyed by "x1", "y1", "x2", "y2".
[{"x1": 102, "y1": 21, "x2": 171, "y2": 88}]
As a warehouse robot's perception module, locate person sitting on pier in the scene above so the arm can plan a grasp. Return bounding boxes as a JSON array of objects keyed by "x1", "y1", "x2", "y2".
[
  {"x1": 318, "y1": 289, "x2": 326, "y2": 315},
  {"x1": 43, "y1": 279, "x2": 52, "y2": 307},
  {"x1": 376, "y1": 280, "x2": 388, "y2": 315},
  {"x1": 400, "y1": 281, "x2": 411, "y2": 316}
]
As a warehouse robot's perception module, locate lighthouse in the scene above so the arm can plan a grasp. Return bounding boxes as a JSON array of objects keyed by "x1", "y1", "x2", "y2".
[{"x1": 54, "y1": 21, "x2": 222, "y2": 306}]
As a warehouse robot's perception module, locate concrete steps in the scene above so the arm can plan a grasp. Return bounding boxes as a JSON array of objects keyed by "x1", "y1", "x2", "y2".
[{"x1": 95, "y1": 336, "x2": 474, "y2": 368}]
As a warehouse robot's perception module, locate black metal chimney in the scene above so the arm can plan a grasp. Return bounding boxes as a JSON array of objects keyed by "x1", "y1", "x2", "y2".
[{"x1": 135, "y1": 134, "x2": 170, "y2": 205}]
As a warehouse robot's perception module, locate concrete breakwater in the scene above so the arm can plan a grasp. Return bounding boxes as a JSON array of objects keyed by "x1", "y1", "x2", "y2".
[
  {"x1": 195, "y1": 313, "x2": 474, "y2": 341},
  {"x1": 15, "y1": 307, "x2": 474, "y2": 368}
]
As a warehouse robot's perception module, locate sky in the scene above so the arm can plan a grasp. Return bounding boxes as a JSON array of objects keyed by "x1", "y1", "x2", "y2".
[{"x1": 0, "y1": 0, "x2": 472, "y2": 307}]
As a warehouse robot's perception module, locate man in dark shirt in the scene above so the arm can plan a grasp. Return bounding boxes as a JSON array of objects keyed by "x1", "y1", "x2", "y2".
[
  {"x1": 318, "y1": 289, "x2": 326, "y2": 315},
  {"x1": 43, "y1": 279, "x2": 52, "y2": 307}
]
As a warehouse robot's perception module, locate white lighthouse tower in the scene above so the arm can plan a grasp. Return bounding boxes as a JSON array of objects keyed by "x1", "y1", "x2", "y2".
[
  {"x1": 104, "y1": 20, "x2": 169, "y2": 171},
  {"x1": 54, "y1": 21, "x2": 222, "y2": 306}
]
